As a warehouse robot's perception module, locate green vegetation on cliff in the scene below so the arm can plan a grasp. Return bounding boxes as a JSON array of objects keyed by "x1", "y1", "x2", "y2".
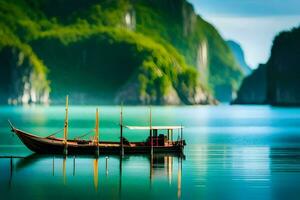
[
  {"x1": 267, "y1": 26, "x2": 300, "y2": 105},
  {"x1": 0, "y1": 0, "x2": 243, "y2": 104},
  {"x1": 233, "y1": 25, "x2": 300, "y2": 105}
]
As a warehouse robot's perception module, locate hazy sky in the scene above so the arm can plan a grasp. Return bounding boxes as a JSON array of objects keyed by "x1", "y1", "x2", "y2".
[{"x1": 188, "y1": 0, "x2": 300, "y2": 68}]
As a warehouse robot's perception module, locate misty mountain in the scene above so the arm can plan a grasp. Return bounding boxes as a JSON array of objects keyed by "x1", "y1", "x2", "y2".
[{"x1": 227, "y1": 40, "x2": 252, "y2": 75}]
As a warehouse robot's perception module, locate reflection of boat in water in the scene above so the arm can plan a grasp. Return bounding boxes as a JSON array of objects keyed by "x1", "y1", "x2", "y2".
[
  {"x1": 8, "y1": 96, "x2": 185, "y2": 155},
  {"x1": 9, "y1": 153, "x2": 184, "y2": 198},
  {"x1": 13, "y1": 153, "x2": 184, "y2": 175}
]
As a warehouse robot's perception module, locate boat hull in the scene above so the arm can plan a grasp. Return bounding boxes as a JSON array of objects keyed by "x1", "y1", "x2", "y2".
[{"x1": 13, "y1": 128, "x2": 184, "y2": 155}]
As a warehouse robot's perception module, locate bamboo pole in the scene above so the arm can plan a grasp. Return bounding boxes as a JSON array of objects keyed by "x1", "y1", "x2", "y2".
[
  {"x1": 9, "y1": 157, "x2": 13, "y2": 186},
  {"x1": 181, "y1": 124, "x2": 183, "y2": 147},
  {"x1": 63, "y1": 156, "x2": 66, "y2": 185},
  {"x1": 120, "y1": 104, "x2": 124, "y2": 156},
  {"x1": 73, "y1": 155, "x2": 76, "y2": 176},
  {"x1": 150, "y1": 153, "x2": 153, "y2": 184},
  {"x1": 95, "y1": 108, "x2": 99, "y2": 142},
  {"x1": 93, "y1": 158, "x2": 99, "y2": 191},
  {"x1": 150, "y1": 107, "x2": 153, "y2": 155},
  {"x1": 119, "y1": 154, "x2": 123, "y2": 198},
  {"x1": 52, "y1": 156, "x2": 55, "y2": 176},
  {"x1": 105, "y1": 156, "x2": 109, "y2": 176},
  {"x1": 177, "y1": 156, "x2": 182, "y2": 199},
  {"x1": 63, "y1": 95, "x2": 69, "y2": 155},
  {"x1": 95, "y1": 108, "x2": 99, "y2": 156}
]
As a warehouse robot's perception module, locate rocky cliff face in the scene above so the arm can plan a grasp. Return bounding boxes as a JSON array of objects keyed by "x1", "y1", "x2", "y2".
[
  {"x1": 267, "y1": 26, "x2": 300, "y2": 105},
  {"x1": 232, "y1": 64, "x2": 267, "y2": 104},
  {"x1": 0, "y1": 47, "x2": 49, "y2": 105},
  {"x1": 0, "y1": 0, "x2": 242, "y2": 105},
  {"x1": 233, "y1": 26, "x2": 300, "y2": 105}
]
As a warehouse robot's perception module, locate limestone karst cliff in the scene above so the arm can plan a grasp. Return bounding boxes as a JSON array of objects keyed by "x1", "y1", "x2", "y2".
[
  {"x1": 0, "y1": 0, "x2": 243, "y2": 105},
  {"x1": 233, "y1": 26, "x2": 300, "y2": 106}
]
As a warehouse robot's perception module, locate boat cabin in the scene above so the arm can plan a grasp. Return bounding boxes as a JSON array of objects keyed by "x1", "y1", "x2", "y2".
[{"x1": 125, "y1": 126, "x2": 184, "y2": 147}]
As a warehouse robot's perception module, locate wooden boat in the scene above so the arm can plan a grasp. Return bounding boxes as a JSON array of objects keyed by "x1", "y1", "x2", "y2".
[{"x1": 8, "y1": 96, "x2": 186, "y2": 155}]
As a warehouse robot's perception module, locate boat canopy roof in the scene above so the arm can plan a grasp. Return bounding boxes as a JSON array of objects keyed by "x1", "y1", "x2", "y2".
[{"x1": 125, "y1": 125, "x2": 183, "y2": 130}]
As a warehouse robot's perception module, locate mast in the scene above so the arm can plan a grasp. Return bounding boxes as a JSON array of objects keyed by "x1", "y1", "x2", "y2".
[
  {"x1": 181, "y1": 124, "x2": 183, "y2": 147},
  {"x1": 120, "y1": 104, "x2": 124, "y2": 156},
  {"x1": 150, "y1": 106, "x2": 153, "y2": 155},
  {"x1": 95, "y1": 108, "x2": 99, "y2": 156},
  {"x1": 95, "y1": 108, "x2": 99, "y2": 141},
  {"x1": 63, "y1": 95, "x2": 69, "y2": 155}
]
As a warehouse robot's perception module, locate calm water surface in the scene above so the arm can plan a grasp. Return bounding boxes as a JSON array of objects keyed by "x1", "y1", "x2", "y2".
[{"x1": 1, "y1": 105, "x2": 300, "y2": 200}]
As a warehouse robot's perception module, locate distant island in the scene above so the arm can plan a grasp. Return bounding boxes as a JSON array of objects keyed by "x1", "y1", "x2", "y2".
[
  {"x1": 227, "y1": 40, "x2": 252, "y2": 76},
  {"x1": 233, "y1": 26, "x2": 300, "y2": 106},
  {"x1": 0, "y1": 0, "x2": 245, "y2": 105}
]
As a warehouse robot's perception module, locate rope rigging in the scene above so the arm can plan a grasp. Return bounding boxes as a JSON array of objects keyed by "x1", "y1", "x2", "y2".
[
  {"x1": 45, "y1": 127, "x2": 96, "y2": 140},
  {"x1": 73, "y1": 129, "x2": 95, "y2": 140},
  {"x1": 44, "y1": 121, "x2": 119, "y2": 140},
  {"x1": 45, "y1": 128, "x2": 64, "y2": 138}
]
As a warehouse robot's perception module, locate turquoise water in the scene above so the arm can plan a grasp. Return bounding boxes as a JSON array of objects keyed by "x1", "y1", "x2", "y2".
[{"x1": 1, "y1": 105, "x2": 300, "y2": 199}]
